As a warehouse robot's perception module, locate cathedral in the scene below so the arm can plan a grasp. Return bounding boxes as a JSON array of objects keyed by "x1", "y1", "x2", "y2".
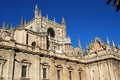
[{"x1": 0, "y1": 5, "x2": 120, "y2": 80}]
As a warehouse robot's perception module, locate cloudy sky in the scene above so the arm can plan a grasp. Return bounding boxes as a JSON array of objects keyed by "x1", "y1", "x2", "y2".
[{"x1": 0, "y1": 0, "x2": 120, "y2": 49}]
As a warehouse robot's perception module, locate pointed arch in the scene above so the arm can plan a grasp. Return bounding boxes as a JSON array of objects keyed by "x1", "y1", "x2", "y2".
[{"x1": 47, "y1": 28, "x2": 55, "y2": 38}]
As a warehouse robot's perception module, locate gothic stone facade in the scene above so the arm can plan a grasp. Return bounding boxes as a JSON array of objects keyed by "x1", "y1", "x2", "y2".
[{"x1": 0, "y1": 5, "x2": 120, "y2": 80}]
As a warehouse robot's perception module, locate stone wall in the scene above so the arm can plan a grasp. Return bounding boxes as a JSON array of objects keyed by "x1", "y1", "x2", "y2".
[
  {"x1": 85, "y1": 59, "x2": 118, "y2": 80},
  {"x1": 112, "y1": 60, "x2": 120, "y2": 80},
  {"x1": 0, "y1": 48, "x2": 86, "y2": 80}
]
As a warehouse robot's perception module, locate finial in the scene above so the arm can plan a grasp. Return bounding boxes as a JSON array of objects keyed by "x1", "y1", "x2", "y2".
[
  {"x1": 107, "y1": 36, "x2": 110, "y2": 44},
  {"x1": 34, "y1": 4, "x2": 39, "y2": 17},
  {"x1": 78, "y1": 38, "x2": 82, "y2": 48},
  {"x1": 61, "y1": 17, "x2": 66, "y2": 25},
  {"x1": 2, "y1": 20, "x2": 7, "y2": 30},
  {"x1": 112, "y1": 40, "x2": 115, "y2": 47},
  {"x1": 39, "y1": 10, "x2": 42, "y2": 17},
  {"x1": 35, "y1": 4, "x2": 39, "y2": 10}
]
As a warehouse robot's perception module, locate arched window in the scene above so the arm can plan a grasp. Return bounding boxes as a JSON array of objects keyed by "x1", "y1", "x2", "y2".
[
  {"x1": 47, "y1": 28, "x2": 55, "y2": 38},
  {"x1": 31, "y1": 41, "x2": 36, "y2": 50},
  {"x1": 26, "y1": 34, "x2": 28, "y2": 45}
]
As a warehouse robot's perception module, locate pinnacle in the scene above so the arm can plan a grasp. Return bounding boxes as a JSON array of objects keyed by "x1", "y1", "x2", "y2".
[
  {"x1": 20, "y1": 16, "x2": 24, "y2": 26},
  {"x1": 112, "y1": 40, "x2": 115, "y2": 47},
  {"x1": 39, "y1": 10, "x2": 42, "y2": 17},
  {"x1": 78, "y1": 38, "x2": 82, "y2": 48},
  {"x1": 35, "y1": 4, "x2": 39, "y2": 10},
  {"x1": 2, "y1": 20, "x2": 7, "y2": 29},
  {"x1": 61, "y1": 17, "x2": 66, "y2": 25},
  {"x1": 107, "y1": 36, "x2": 110, "y2": 44}
]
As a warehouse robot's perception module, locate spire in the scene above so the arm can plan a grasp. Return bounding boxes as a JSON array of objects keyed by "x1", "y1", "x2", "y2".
[
  {"x1": 61, "y1": 17, "x2": 66, "y2": 25},
  {"x1": 20, "y1": 16, "x2": 25, "y2": 26},
  {"x1": 2, "y1": 20, "x2": 7, "y2": 30},
  {"x1": 10, "y1": 23, "x2": 13, "y2": 30},
  {"x1": 78, "y1": 38, "x2": 82, "y2": 48},
  {"x1": 112, "y1": 40, "x2": 115, "y2": 47},
  {"x1": 107, "y1": 36, "x2": 110, "y2": 45},
  {"x1": 34, "y1": 4, "x2": 39, "y2": 18},
  {"x1": 35, "y1": 4, "x2": 39, "y2": 10}
]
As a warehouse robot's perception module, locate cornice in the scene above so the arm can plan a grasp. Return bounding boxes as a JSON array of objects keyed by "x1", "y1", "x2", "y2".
[
  {"x1": 16, "y1": 28, "x2": 47, "y2": 36},
  {"x1": 0, "y1": 44, "x2": 84, "y2": 64},
  {"x1": 0, "y1": 43, "x2": 120, "y2": 65}
]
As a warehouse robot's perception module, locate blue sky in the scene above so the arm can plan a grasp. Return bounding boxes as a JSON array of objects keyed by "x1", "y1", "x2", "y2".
[{"x1": 0, "y1": 0, "x2": 120, "y2": 49}]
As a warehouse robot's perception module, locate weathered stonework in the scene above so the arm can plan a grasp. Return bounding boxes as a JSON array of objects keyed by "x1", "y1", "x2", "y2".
[{"x1": 0, "y1": 5, "x2": 120, "y2": 80}]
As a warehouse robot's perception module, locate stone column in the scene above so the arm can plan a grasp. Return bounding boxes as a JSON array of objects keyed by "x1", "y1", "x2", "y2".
[
  {"x1": 97, "y1": 62, "x2": 101, "y2": 80},
  {"x1": 34, "y1": 55, "x2": 40, "y2": 80},
  {"x1": 0, "y1": 59, "x2": 6, "y2": 78},
  {"x1": 0, "y1": 61, "x2": 4, "y2": 78},
  {"x1": 0, "y1": 62, "x2": 4, "y2": 80},
  {"x1": 88, "y1": 64, "x2": 92, "y2": 80},
  {"x1": 7, "y1": 50, "x2": 15, "y2": 80},
  {"x1": 107, "y1": 60, "x2": 116, "y2": 80}
]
